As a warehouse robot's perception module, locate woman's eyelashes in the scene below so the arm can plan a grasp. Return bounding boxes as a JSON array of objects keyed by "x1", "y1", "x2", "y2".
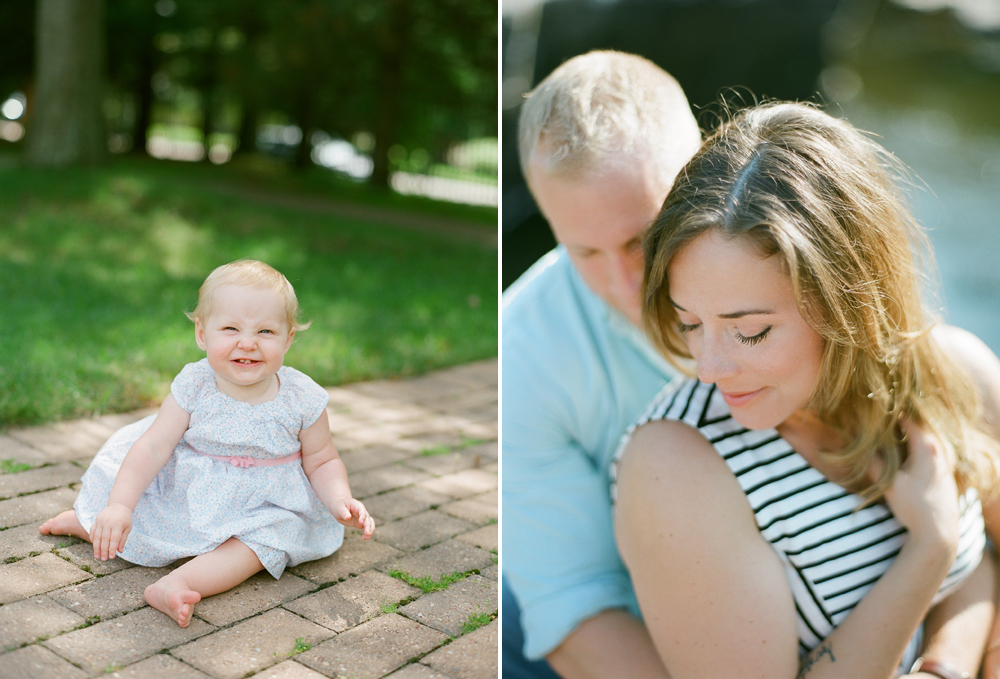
[
  {"x1": 677, "y1": 320, "x2": 773, "y2": 347},
  {"x1": 735, "y1": 326, "x2": 772, "y2": 346}
]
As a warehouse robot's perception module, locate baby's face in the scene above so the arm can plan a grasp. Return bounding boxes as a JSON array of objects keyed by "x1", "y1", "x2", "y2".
[{"x1": 195, "y1": 284, "x2": 294, "y2": 393}]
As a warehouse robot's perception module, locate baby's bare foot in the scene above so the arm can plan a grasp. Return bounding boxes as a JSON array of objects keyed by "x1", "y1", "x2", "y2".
[
  {"x1": 39, "y1": 511, "x2": 90, "y2": 541},
  {"x1": 145, "y1": 579, "x2": 201, "y2": 628}
]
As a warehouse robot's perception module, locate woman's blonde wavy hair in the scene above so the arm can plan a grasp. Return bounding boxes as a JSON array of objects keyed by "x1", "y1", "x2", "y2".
[{"x1": 643, "y1": 101, "x2": 1000, "y2": 502}]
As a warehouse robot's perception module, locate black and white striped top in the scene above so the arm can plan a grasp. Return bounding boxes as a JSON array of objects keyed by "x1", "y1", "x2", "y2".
[{"x1": 611, "y1": 378, "x2": 985, "y2": 661}]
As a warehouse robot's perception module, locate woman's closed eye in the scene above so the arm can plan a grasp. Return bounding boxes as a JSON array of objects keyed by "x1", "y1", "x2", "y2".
[
  {"x1": 678, "y1": 321, "x2": 701, "y2": 333},
  {"x1": 735, "y1": 326, "x2": 772, "y2": 346}
]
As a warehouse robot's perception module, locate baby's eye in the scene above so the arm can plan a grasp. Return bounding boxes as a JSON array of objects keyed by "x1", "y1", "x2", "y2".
[
  {"x1": 223, "y1": 326, "x2": 238, "y2": 332},
  {"x1": 259, "y1": 329, "x2": 274, "y2": 334},
  {"x1": 735, "y1": 326, "x2": 772, "y2": 346}
]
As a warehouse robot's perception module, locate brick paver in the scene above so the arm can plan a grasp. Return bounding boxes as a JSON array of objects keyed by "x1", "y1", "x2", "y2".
[
  {"x1": 0, "y1": 358, "x2": 497, "y2": 678},
  {"x1": 421, "y1": 620, "x2": 498, "y2": 679},
  {"x1": 171, "y1": 607, "x2": 333, "y2": 679},
  {"x1": 375, "y1": 510, "x2": 478, "y2": 552},
  {"x1": 43, "y1": 606, "x2": 214, "y2": 673},
  {"x1": 48, "y1": 565, "x2": 173, "y2": 620},
  {"x1": 384, "y1": 540, "x2": 495, "y2": 581},
  {"x1": 283, "y1": 570, "x2": 420, "y2": 632},
  {"x1": 107, "y1": 653, "x2": 214, "y2": 678},
  {"x1": 0, "y1": 553, "x2": 93, "y2": 604},
  {"x1": 296, "y1": 614, "x2": 448, "y2": 679},
  {"x1": 440, "y1": 490, "x2": 498, "y2": 525},
  {"x1": 364, "y1": 486, "x2": 454, "y2": 523},
  {"x1": 399, "y1": 574, "x2": 498, "y2": 637},
  {"x1": 0, "y1": 596, "x2": 85, "y2": 650},
  {"x1": 0, "y1": 643, "x2": 90, "y2": 679}
]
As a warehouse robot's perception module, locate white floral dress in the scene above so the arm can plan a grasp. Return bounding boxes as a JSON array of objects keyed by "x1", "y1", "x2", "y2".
[{"x1": 74, "y1": 359, "x2": 344, "y2": 577}]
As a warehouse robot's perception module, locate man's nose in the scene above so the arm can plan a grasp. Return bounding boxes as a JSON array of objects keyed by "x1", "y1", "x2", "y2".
[{"x1": 609, "y1": 251, "x2": 644, "y2": 300}]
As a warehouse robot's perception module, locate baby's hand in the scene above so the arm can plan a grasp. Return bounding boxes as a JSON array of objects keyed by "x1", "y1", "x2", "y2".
[
  {"x1": 90, "y1": 503, "x2": 133, "y2": 561},
  {"x1": 330, "y1": 498, "x2": 375, "y2": 540}
]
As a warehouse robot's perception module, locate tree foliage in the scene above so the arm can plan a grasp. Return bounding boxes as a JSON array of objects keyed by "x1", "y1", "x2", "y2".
[{"x1": 73, "y1": 0, "x2": 497, "y2": 183}]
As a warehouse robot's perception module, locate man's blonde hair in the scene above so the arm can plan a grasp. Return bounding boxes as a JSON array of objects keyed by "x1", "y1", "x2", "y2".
[
  {"x1": 518, "y1": 50, "x2": 701, "y2": 187},
  {"x1": 187, "y1": 259, "x2": 311, "y2": 332}
]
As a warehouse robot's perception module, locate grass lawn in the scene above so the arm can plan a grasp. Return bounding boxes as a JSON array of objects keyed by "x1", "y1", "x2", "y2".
[{"x1": 0, "y1": 155, "x2": 497, "y2": 428}]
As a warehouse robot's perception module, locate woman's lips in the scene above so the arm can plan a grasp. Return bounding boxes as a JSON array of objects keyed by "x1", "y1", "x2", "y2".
[{"x1": 720, "y1": 387, "x2": 764, "y2": 408}]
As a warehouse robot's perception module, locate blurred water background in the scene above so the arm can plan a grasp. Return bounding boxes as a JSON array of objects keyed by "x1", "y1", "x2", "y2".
[{"x1": 503, "y1": 0, "x2": 1000, "y2": 356}]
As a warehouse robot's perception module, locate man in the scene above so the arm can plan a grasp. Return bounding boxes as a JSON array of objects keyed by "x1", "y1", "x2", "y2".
[{"x1": 502, "y1": 50, "x2": 701, "y2": 679}]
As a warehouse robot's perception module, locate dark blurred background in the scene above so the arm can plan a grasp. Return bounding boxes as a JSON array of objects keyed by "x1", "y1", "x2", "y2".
[
  {"x1": 502, "y1": 0, "x2": 1000, "y2": 355},
  {"x1": 0, "y1": 0, "x2": 497, "y2": 205}
]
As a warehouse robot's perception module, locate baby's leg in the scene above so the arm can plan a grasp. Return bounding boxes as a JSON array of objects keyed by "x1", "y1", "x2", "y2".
[
  {"x1": 39, "y1": 510, "x2": 91, "y2": 541},
  {"x1": 144, "y1": 537, "x2": 264, "y2": 628}
]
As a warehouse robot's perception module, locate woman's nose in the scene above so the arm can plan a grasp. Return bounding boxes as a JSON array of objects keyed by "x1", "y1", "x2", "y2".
[{"x1": 695, "y1": 333, "x2": 739, "y2": 384}]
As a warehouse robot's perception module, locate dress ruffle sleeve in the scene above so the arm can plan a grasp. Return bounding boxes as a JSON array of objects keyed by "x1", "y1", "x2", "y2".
[
  {"x1": 170, "y1": 360, "x2": 213, "y2": 413},
  {"x1": 282, "y1": 366, "x2": 330, "y2": 430}
]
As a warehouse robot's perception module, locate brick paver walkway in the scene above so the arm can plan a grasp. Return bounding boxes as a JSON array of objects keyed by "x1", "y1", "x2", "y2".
[{"x1": 0, "y1": 359, "x2": 498, "y2": 679}]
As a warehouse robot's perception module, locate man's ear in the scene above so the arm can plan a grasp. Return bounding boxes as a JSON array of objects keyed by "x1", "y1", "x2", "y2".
[{"x1": 195, "y1": 319, "x2": 207, "y2": 351}]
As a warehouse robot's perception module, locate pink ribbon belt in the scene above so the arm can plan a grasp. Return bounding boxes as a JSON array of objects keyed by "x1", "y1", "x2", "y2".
[{"x1": 190, "y1": 447, "x2": 302, "y2": 468}]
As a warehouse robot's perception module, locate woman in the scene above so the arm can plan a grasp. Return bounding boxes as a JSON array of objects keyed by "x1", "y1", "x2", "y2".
[{"x1": 612, "y1": 101, "x2": 1000, "y2": 678}]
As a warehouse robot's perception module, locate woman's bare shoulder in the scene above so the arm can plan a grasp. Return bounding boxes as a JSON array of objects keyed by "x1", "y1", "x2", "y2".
[
  {"x1": 618, "y1": 419, "x2": 734, "y2": 495},
  {"x1": 933, "y1": 324, "x2": 1000, "y2": 375},
  {"x1": 615, "y1": 418, "x2": 759, "y2": 556}
]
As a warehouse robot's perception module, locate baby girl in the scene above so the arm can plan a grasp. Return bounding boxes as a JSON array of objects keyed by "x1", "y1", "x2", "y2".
[{"x1": 40, "y1": 259, "x2": 374, "y2": 627}]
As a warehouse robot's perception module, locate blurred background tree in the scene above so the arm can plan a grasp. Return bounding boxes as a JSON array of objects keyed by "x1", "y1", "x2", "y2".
[{"x1": 26, "y1": 0, "x2": 107, "y2": 166}]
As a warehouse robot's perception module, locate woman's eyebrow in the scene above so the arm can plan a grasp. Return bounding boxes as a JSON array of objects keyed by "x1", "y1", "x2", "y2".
[
  {"x1": 670, "y1": 299, "x2": 774, "y2": 319},
  {"x1": 718, "y1": 309, "x2": 775, "y2": 319}
]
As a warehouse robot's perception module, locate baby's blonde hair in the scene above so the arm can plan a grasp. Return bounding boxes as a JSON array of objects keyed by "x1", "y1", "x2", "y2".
[{"x1": 187, "y1": 259, "x2": 311, "y2": 332}]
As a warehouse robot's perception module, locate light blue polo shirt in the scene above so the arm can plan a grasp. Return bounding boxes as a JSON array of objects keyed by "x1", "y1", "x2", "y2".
[{"x1": 502, "y1": 246, "x2": 677, "y2": 660}]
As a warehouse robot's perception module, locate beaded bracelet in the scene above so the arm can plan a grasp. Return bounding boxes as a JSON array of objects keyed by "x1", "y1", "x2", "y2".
[{"x1": 909, "y1": 657, "x2": 971, "y2": 679}]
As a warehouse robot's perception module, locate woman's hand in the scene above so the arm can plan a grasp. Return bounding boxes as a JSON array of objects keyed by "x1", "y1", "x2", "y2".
[
  {"x1": 89, "y1": 503, "x2": 133, "y2": 561},
  {"x1": 878, "y1": 419, "x2": 961, "y2": 556},
  {"x1": 329, "y1": 497, "x2": 375, "y2": 539}
]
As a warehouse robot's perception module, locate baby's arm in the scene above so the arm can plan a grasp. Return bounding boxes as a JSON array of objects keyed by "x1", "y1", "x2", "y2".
[
  {"x1": 300, "y1": 410, "x2": 375, "y2": 539},
  {"x1": 90, "y1": 394, "x2": 190, "y2": 561}
]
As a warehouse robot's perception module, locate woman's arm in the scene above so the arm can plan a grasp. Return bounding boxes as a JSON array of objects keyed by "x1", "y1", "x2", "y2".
[
  {"x1": 91, "y1": 394, "x2": 190, "y2": 560},
  {"x1": 300, "y1": 410, "x2": 374, "y2": 538},
  {"x1": 907, "y1": 549, "x2": 995, "y2": 678},
  {"x1": 614, "y1": 418, "x2": 959, "y2": 679},
  {"x1": 934, "y1": 324, "x2": 1000, "y2": 678},
  {"x1": 547, "y1": 609, "x2": 673, "y2": 679}
]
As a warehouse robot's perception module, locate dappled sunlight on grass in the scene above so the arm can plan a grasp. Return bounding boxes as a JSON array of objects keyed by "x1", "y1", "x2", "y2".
[{"x1": 0, "y1": 159, "x2": 497, "y2": 427}]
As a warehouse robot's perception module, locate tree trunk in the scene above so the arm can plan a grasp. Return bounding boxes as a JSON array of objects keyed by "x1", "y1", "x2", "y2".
[
  {"x1": 236, "y1": 103, "x2": 257, "y2": 156},
  {"x1": 370, "y1": 0, "x2": 410, "y2": 189},
  {"x1": 26, "y1": 0, "x2": 107, "y2": 167},
  {"x1": 200, "y1": 35, "x2": 217, "y2": 162},
  {"x1": 131, "y1": 47, "x2": 154, "y2": 156}
]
